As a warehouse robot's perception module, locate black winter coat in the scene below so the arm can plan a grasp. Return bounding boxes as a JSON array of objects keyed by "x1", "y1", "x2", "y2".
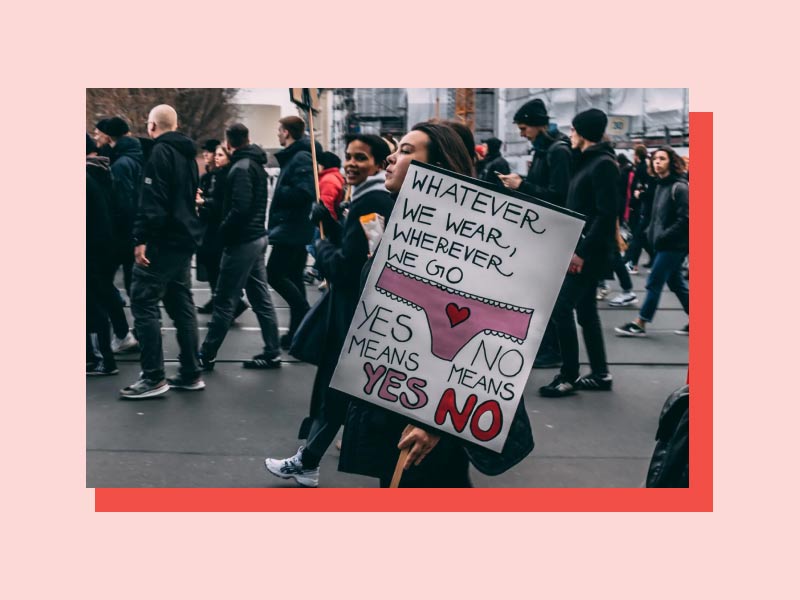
[
  {"x1": 478, "y1": 153, "x2": 511, "y2": 188},
  {"x1": 86, "y1": 157, "x2": 115, "y2": 267},
  {"x1": 220, "y1": 145, "x2": 269, "y2": 246},
  {"x1": 133, "y1": 131, "x2": 203, "y2": 251},
  {"x1": 297, "y1": 183, "x2": 395, "y2": 439},
  {"x1": 517, "y1": 131, "x2": 573, "y2": 207},
  {"x1": 647, "y1": 174, "x2": 689, "y2": 254},
  {"x1": 646, "y1": 385, "x2": 689, "y2": 488},
  {"x1": 198, "y1": 165, "x2": 230, "y2": 229},
  {"x1": 268, "y1": 137, "x2": 321, "y2": 245},
  {"x1": 109, "y1": 135, "x2": 144, "y2": 245},
  {"x1": 566, "y1": 142, "x2": 619, "y2": 277}
]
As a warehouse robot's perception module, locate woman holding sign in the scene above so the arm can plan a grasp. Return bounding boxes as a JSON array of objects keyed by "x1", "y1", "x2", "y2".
[
  {"x1": 264, "y1": 135, "x2": 395, "y2": 488},
  {"x1": 337, "y1": 122, "x2": 534, "y2": 488}
]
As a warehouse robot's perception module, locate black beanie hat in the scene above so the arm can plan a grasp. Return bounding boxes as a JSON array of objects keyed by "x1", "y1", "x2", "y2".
[
  {"x1": 513, "y1": 99, "x2": 549, "y2": 126},
  {"x1": 86, "y1": 133, "x2": 97, "y2": 155},
  {"x1": 483, "y1": 137, "x2": 503, "y2": 154},
  {"x1": 202, "y1": 139, "x2": 221, "y2": 153},
  {"x1": 104, "y1": 116, "x2": 130, "y2": 137},
  {"x1": 95, "y1": 118, "x2": 111, "y2": 134},
  {"x1": 572, "y1": 108, "x2": 608, "y2": 143},
  {"x1": 318, "y1": 151, "x2": 341, "y2": 170}
]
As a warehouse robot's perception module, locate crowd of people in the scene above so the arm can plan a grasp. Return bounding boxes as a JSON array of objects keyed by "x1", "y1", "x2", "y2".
[{"x1": 86, "y1": 98, "x2": 690, "y2": 488}]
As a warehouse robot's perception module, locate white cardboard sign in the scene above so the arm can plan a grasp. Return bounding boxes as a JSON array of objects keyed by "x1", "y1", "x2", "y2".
[{"x1": 329, "y1": 161, "x2": 584, "y2": 452}]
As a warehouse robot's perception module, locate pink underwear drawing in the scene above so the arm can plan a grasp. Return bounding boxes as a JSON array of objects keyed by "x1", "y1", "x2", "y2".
[{"x1": 375, "y1": 263, "x2": 533, "y2": 361}]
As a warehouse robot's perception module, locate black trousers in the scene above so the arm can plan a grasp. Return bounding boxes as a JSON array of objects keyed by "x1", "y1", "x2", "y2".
[
  {"x1": 130, "y1": 246, "x2": 200, "y2": 381},
  {"x1": 551, "y1": 271, "x2": 610, "y2": 381},
  {"x1": 267, "y1": 243, "x2": 309, "y2": 335},
  {"x1": 86, "y1": 266, "x2": 117, "y2": 368}
]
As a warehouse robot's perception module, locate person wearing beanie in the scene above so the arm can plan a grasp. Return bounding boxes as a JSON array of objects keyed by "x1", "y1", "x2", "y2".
[
  {"x1": 478, "y1": 137, "x2": 510, "y2": 188},
  {"x1": 539, "y1": 108, "x2": 618, "y2": 398},
  {"x1": 498, "y1": 98, "x2": 574, "y2": 369},
  {"x1": 571, "y1": 108, "x2": 608, "y2": 144},
  {"x1": 93, "y1": 118, "x2": 114, "y2": 158},
  {"x1": 103, "y1": 116, "x2": 144, "y2": 327}
]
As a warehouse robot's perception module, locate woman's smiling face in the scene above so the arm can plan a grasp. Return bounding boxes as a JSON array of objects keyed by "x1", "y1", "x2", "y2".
[{"x1": 344, "y1": 140, "x2": 381, "y2": 186}]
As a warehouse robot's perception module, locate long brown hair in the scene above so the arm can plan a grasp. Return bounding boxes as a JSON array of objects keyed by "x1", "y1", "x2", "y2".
[
  {"x1": 411, "y1": 122, "x2": 475, "y2": 177},
  {"x1": 652, "y1": 146, "x2": 686, "y2": 176}
]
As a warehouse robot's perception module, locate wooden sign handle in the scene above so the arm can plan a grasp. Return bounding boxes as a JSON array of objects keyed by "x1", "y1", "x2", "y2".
[
  {"x1": 306, "y1": 103, "x2": 325, "y2": 240},
  {"x1": 389, "y1": 448, "x2": 410, "y2": 488}
]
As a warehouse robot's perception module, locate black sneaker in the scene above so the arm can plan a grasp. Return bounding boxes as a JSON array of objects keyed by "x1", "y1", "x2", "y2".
[
  {"x1": 167, "y1": 374, "x2": 206, "y2": 391},
  {"x1": 198, "y1": 350, "x2": 216, "y2": 371},
  {"x1": 197, "y1": 298, "x2": 214, "y2": 315},
  {"x1": 232, "y1": 299, "x2": 250, "y2": 321},
  {"x1": 674, "y1": 324, "x2": 689, "y2": 336},
  {"x1": 539, "y1": 373, "x2": 578, "y2": 397},
  {"x1": 243, "y1": 354, "x2": 282, "y2": 369},
  {"x1": 575, "y1": 372, "x2": 613, "y2": 391},
  {"x1": 120, "y1": 378, "x2": 169, "y2": 399},
  {"x1": 87, "y1": 361, "x2": 119, "y2": 376},
  {"x1": 280, "y1": 333, "x2": 293, "y2": 350},
  {"x1": 615, "y1": 321, "x2": 646, "y2": 337}
]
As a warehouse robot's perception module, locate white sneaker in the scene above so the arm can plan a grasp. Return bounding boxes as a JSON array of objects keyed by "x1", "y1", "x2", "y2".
[
  {"x1": 264, "y1": 447, "x2": 320, "y2": 487},
  {"x1": 608, "y1": 292, "x2": 638, "y2": 307},
  {"x1": 112, "y1": 331, "x2": 139, "y2": 353}
]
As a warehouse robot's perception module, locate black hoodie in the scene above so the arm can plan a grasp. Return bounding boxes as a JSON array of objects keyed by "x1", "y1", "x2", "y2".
[
  {"x1": 268, "y1": 136, "x2": 323, "y2": 245},
  {"x1": 133, "y1": 131, "x2": 203, "y2": 250},
  {"x1": 219, "y1": 144, "x2": 269, "y2": 246},
  {"x1": 518, "y1": 130, "x2": 573, "y2": 207},
  {"x1": 566, "y1": 141, "x2": 619, "y2": 276},
  {"x1": 86, "y1": 156, "x2": 115, "y2": 265},
  {"x1": 109, "y1": 135, "x2": 144, "y2": 244},
  {"x1": 648, "y1": 173, "x2": 689, "y2": 253}
]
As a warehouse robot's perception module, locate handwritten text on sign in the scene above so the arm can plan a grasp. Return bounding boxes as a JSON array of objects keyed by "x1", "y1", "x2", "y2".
[{"x1": 330, "y1": 162, "x2": 584, "y2": 452}]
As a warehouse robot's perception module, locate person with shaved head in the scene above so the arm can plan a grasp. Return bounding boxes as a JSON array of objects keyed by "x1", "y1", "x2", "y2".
[{"x1": 121, "y1": 104, "x2": 206, "y2": 399}]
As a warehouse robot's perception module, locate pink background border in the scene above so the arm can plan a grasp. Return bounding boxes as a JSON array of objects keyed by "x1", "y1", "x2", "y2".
[{"x1": 6, "y1": 0, "x2": 787, "y2": 595}]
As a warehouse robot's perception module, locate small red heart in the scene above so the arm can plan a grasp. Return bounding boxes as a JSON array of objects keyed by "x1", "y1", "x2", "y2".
[{"x1": 446, "y1": 303, "x2": 470, "y2": 327}]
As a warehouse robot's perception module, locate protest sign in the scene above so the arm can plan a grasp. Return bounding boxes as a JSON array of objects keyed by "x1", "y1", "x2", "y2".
[{"x1": 329, "y1": 161, "x2": 585, "y2": 452}]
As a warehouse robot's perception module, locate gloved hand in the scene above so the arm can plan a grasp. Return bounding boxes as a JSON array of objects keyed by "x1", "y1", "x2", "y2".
[{"x1": 310, "y1": 202, "x2": 333, "y2": 225}]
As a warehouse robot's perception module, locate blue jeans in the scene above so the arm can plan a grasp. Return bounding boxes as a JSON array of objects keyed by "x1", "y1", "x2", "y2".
[{"x1": 639, "y1": 251, "x2": 689, "y2": 323}]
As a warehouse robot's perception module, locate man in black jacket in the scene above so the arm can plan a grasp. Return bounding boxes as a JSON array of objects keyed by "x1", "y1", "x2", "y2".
[
  {"x1": 86, "y1": 134, "x2": 119, "y2": 376},
  {"x1": 199, "y1": 124, "x2": 282, "y2": 370},
  {"x1": 498, "y1": 98, "x2": 574, "y2": 369},
  {"x1": 498, "y1": 98, "x2": 573, "y2": 206},
  {"x1": 540, "y1": 108, "x2": 618, "y2": 398},
  {"x1": 121, "y1": 104, "x2": 205, "y2": 399},
  {"x1": 269, "y1": 116, "x2": 320, "y2": 348},
  {"x1": 99, "y1": 116, "x2": 143, "y2": 353},
  {"x1": 477, "y1": 137, "x2": 510, "y2": 187}
]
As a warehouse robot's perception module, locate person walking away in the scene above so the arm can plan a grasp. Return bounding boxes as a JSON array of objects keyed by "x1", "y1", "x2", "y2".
[
  {"x1": 199, "y1": 124, "x2": 282, "y2": 370},
  {"x1": 120, "y1": 104, "x2": 205, "y2": 399},
  {"x1": 268, "y1": 116, "x2": 320, "y2": 349},
  {"x1": 539, "y1": 109, "x2": 617, "y2": 398}
]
